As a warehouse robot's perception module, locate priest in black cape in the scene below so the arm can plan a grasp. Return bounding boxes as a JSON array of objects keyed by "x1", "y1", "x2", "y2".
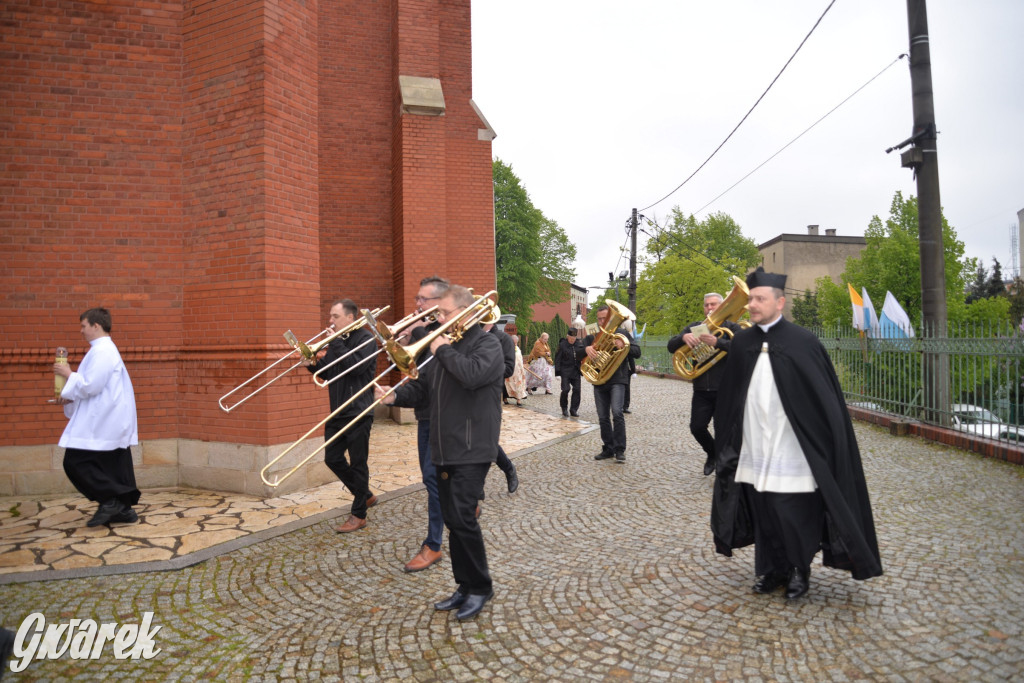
[{"x1": 711, "y1": 267, "x2": 882, "y2": 600}]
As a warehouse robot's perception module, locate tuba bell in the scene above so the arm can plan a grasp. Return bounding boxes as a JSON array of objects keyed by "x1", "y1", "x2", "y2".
[
  {"x1": 672, "y1": 276, "x2": 749, "y2": 381},
  {"x1": 580, "y1": 299, "x2": 636, "y2": 385}
]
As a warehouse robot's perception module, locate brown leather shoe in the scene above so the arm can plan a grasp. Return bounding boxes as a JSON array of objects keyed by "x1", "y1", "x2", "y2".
[
  {"x1": 334, "y1": 515, "x2": 367, "y2": 533},
  {"x1": 403, "y1": 545, "x2": 442, "y2": 573},
  {"x1": 366, "y1": 494, "x2": 378, "y2": 508}
]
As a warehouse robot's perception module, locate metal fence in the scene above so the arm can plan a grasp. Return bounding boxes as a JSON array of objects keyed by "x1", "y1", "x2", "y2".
[{"x1": 638, "y1": 321, "x2": 1024, "y2": 446}]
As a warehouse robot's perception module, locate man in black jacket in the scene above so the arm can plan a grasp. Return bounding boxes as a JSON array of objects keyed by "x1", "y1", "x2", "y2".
[
  {"x1": 584, "y1": 305, "x2": 641, "y2": 463},
  {"x1": 667, "y1": 292, "x2": 743, "y2": 476},
  {"x1": 303, "y1": 299, "x2": 378, "y2": 533},
  {"x1": 396, "y1": 275, "x2": 448, "y2": 573},
  {"x1": 554, "y1": 327, "x2": 586, "y2": 417},
  {"x1": 378, "y1": 285, "x2": 505, "y2": 620}
]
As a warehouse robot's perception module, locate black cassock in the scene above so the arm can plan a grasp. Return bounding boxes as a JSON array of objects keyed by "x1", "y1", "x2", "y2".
[{"x1": 711, "y1": 317, "x2": 883, "y2": 581}]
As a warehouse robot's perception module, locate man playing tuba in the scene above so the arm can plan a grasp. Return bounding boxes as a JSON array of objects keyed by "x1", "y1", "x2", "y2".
[
  {"x1": 667, "y1": 292, "x2": 743, "y2": 476},
  {"x1": 584, "y1": 303, "x2": 641, "y2": 464}
]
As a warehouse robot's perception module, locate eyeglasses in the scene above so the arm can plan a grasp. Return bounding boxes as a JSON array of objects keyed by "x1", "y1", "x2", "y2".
[
  {"x1": 415, "y1": 295, "x2": 441, "y2": 304},
  {"x1": 436, "y1": 306, "x2": 464, "y2": 319}
]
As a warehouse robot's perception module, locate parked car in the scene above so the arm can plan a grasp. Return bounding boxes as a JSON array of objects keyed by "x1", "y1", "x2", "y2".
[{"x1": 951, "y1": 404, "x2": 1024, "y2": 442}]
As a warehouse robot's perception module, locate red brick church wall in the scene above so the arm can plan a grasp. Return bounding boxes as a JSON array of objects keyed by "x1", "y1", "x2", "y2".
[{"x1": 0, "y1": 0, "x2": 494, "y2": 495}]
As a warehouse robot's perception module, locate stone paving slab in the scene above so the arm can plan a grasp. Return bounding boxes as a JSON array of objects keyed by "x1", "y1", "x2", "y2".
[
  {"x1": 0, "y1": 401, "x2": 587, "y2": 582},
  {"x1": 2, "y1": 375, "x2": 1023, "y2": 681}
]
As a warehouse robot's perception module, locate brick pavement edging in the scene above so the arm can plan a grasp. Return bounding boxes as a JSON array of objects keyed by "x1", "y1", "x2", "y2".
[{"x1": 847, "y1": 405, "x2": 1024, "y2": 466}]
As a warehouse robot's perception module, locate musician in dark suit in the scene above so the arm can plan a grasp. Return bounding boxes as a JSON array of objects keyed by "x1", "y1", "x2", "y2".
[
  {"x1": 554, "y1": 327, "x2": 586, "y2": 417},
  {"x1": 583, "y1": 304, "x2": 641, "y2": 464},
  {"x1": 667, "y1": 292, "x2": 742, "y2": 476}
]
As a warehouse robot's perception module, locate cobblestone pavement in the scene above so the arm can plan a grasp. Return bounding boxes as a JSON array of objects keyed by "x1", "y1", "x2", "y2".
[
  {"x1": 2, "y1": 375, "x2": 1023, "y2": 681},
  {"x1": 0, "y1": 406, "x2": 585, "y2": 579}
]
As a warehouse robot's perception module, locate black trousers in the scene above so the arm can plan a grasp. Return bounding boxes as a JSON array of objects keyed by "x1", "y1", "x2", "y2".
[
  {"x1": 593, "y1": 382, "x2": 627, "y2": 453},
  {"x1": 744, "y1": 484, "x2": 824, "y2": 577},
  {"x1": 559, "y1": 373, "x2": 581, "y2": 413},
  {"x1": 324, "y1": 416, "x2": 373, "y2": 519},
  {"x1": 689, "y1": 389, "x2": 717, "y2": 457},
  {"x1": 63, "y1": 447, "x2": 140, "y2": 507},
  {"x1": 438, "y1": 462, "x2": 492, "y2": 595}
]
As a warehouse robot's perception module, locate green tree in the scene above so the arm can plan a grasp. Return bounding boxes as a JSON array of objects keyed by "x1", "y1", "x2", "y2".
[
  {"x1": 986, "y1": 257, "x2": 1006, "y2": 297},
  {"x1": 635, "y1": 208, "x2": 760, "y2": 333},
  {"x1": 818, "y1": 191, "x2": 979, "y2": 328},
  {"x1": 1008, "y1": 277, "x2": 1024, "y2": 328},
  {"x1": 814, "y1": 276, "x2": 852, "y2": 329},
  {"x1": 966, "y1": 262, "x2": 988, "y2": 303},
  {"x1": 791, "y1": 289, "x2": 821, "y2": 328},
  {"x1": 493, "y1": 159, "x2": 576, "y2": 326}
]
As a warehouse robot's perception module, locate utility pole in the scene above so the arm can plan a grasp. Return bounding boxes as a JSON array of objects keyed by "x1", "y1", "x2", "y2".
[
  {"x1": 628, "y1": 208, "x2": 638, "y2": 313},
  {"x1": 904, "y1": 0, "x2": 949, "y2": 423}
]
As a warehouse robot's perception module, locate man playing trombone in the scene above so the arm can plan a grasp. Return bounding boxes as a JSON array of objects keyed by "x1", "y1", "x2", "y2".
[
  {"x1": 302, "y1": 299, "x2": 378, "y2": 533},
  {"x1": 376, "y1": 285, "x2": 505, "y2": 620}
]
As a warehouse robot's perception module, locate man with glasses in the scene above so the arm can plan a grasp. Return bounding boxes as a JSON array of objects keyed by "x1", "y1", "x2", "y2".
[
  {"x1": 393, "y1": 275, "x2": 449, "y2": 573},
  {"x1": 378, "y1": 285, "x2": 505, "y2": 620}
]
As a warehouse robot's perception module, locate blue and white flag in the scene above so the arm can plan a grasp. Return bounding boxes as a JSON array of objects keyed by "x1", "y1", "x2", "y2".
[
  {"x1": 878, "y1": 291, "x2": 915, "y2": 338},
  {"x1": 862, "y1": 288, "x2": 880, "y2": 337}
]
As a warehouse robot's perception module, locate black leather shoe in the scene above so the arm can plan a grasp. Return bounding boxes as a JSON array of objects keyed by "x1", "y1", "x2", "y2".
[
  {"x1": 753, "y1": 572, "x2": 788, "y2": 594},
  {"x1": 87, "y1": 500, "x2": 122, "y2": 527},
  {"x1": 455, "y1": 591, "x2": 493, "y2": 620},
  {"x1": 703, "y1": 455, "x2": 715, "y2": 476},
  {"x1": 614, "y1": 451, "x2": 626, "y2": 463},
  {"x1": 109, "y1": 507, "x2": 139, "y2": 524},
  {"x1": 434, "y1": 590, "x2": 467, "y2": 611},
  {"x1": 785, "y1": 567, "x2": 810, "y2": 600},
  {"x1": 570, "y1": 412, "x2": 579, "y2": 417},
  {"x1": 622, "y1": 408, "x2": 632, "y2": 414},
  {"x1": 594, "y1": 450, "x2": 614, "y2": 461},
  {"x1": 506, "y1": 466, "x2": 519, "y2": 493},
  {"x1": 562, "y1": 410, "x2": 569, "y2": 417}
]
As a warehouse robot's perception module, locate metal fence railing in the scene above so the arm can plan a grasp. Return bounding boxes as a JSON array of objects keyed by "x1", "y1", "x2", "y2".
[{"x1": 638, "y1": 321, "x2": 1024, "y2": 446}]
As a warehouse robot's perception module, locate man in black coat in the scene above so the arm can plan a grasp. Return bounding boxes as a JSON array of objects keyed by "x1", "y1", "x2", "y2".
[
  {"x1": 712, "y1": 268, "x2": 882, "y2": 600},
  {"x1": 667, "y1": 292, "x2": 743, "y2": 476},
  {"x1": 554, "y1": 327, "x2": 586, "y2": 417},
  {"x1": 379, "y1": 285, "x2": 506, "y2": 620},
  {"x1": 583, "y1": 304, "x2": 641, "y2": 463},
  {"x1": 303, "y1": 299, "x2": 378, "y2": 534}
]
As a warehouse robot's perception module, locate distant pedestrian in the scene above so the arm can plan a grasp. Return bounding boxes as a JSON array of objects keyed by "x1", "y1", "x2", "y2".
[
  {"x1": 504, "y1": 335, "x2": 528, "y2": 406},
  {"x1": 554, "y1": 328, "x2": 586, "y2": 417}
]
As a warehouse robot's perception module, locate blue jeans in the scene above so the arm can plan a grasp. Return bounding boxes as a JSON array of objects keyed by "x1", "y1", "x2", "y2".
[
  {"x1": 418, "y1": 419, "x2": 444, "y2": 551},
  {"x1": 593, "y1": 383, "x2": 626, "y2": 454}
]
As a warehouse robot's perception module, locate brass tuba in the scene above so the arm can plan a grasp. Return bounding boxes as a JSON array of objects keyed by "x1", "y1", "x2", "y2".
[
  {"x1": 672, "y1": 276, "x2": 749, "y2": 381},
  {"x1": 580, "y1": 299, "x2": 636, "y2": 385}
]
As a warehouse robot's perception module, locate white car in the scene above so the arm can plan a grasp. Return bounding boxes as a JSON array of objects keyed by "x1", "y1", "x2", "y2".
[{"x1": 950, "y1": 404, "x2": 1023, "y2": 442}]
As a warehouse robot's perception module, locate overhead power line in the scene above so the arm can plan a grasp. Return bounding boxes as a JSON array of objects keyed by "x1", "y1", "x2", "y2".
[
  {"x1": 640, "y1": 0, "x2": 837, "y2": 212},
  {"x1": 692, "y1": 54, "x2": 908, "y2": 216}
]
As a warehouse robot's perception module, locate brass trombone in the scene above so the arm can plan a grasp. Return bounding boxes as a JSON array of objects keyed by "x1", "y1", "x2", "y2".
[
  {"x1": 218, "y1": 325, "x2": 334, "y2": 413},
  {"x1": 311, "y1": 306, "x2": 435, "y2": 388},
  {"x1": 260, "y1": 292, "x2": 498, "y2": 488},
  {"x1": 217, "y1": 307, "x2": 388, "y2": 413}
]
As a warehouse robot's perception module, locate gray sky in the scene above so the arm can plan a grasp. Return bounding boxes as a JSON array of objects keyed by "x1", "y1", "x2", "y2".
[{"x1": 472, "y1": 0, "x2": 1024, "y2": 303}]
